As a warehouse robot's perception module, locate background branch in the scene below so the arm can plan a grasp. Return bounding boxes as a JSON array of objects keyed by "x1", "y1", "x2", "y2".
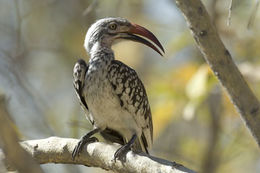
[
  {"x1": 227, "y1": 0, "x2": 233, "y2": 26},
  {"x1": 175, "y1": 0, "x2": 260, "y2": 147},
  {"x1": 19, "y1": 137, "x2": 196, "y2": 173},
  {"x1": 247, "y1": 0, "x2": 259, "y2": 29},
  {"x1": 0, "y1": 95, "x2": 44, "y2": 173}
]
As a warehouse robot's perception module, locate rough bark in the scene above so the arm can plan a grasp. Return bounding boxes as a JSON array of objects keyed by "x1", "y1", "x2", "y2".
[
  {"x1": 19, "y1": 137, "x2": 196, "y2": 173},
  {"x1": 175, "y1": 0, "x2": 260, "y2": 147}
]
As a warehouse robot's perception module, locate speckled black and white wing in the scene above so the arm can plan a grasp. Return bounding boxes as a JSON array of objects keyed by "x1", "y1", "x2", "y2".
[
  {"x1": 73, "y1": 59, "x2": 94, "y2": 125},
  {"x1": 107, "y1": 60, "x2": 153, "y2": 152}
]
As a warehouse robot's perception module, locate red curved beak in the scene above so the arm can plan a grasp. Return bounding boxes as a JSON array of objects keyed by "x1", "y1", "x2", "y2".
[{"x1": 127, "y1": 23, "x2": 165, "y2": 56}]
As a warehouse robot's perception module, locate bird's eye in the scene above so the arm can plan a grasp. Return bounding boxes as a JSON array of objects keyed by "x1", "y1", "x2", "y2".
[{"x1": 108, "y1": 23, "x2": 117, "y2": 30}]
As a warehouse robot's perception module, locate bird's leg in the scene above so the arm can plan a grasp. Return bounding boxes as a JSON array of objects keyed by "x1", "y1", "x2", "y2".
[
  {"x1": 72, "y1": 128, "x2": 100, "y2": 160},
  {"x1": 114, "y1": 134, "x2": 137, "y2": 162}
]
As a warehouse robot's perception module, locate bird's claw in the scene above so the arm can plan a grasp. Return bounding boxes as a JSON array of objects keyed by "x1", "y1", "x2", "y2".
[
  {"x1": 72, "y1": 136, "x2": 98, "y2": 160},
  {"x1": 113, "y1": 144, "x2": 131, "y2": 162}
]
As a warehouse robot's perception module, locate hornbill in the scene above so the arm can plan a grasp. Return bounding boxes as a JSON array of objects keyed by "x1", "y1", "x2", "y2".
[{"x1": 72, "y1": 17, "x2": 164, "y2": 161}]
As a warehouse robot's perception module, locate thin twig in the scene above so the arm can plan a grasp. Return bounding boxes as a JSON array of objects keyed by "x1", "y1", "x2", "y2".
[
  {"x1": 14, "y1": 0, "x2": 22, "y2": 60},
  {"x1": 227, "y1": 0, "x2": 233, "y2": 26},
  {"x1": 247, "y1": 0, "x2": 260, "y2": 29},
  {"x1": 83, "y1": 0, "x2": 98, "y2": 16}
]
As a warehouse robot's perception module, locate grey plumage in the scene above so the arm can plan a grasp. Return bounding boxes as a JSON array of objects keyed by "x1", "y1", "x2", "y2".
[{"x1": 72, "y1": 17, "x2": 164, "y2": 160}]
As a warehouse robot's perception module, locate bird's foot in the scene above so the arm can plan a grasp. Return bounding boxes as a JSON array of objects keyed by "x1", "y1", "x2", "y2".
[
  {"x1": 113, "y1": 134, "x2": 137, "y2": 162},
  {"x1": 113, "y1": 143, "x2": 131, "y2": 162},
  {"x1": 72, "y1": 136, "x2": 98, "y2": 160}
]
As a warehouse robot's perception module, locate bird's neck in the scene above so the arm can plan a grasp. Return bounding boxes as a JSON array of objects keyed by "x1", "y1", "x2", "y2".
[{"x1": 89, "y1": 42, "x2": 114, "y2": 65}]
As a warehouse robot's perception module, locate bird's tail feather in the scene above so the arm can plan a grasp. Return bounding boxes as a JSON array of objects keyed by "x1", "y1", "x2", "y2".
[{"x1": 132, "y1": 136, "x2": 149, "y2": 154}]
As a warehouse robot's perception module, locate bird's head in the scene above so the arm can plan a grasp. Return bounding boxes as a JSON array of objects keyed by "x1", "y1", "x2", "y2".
[{"x1": 84, "y1": 17, "x2": 164, "y2": 56}]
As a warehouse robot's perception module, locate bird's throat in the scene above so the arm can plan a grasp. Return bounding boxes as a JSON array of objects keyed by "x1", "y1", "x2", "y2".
[{"x1": 89, "y1": 42, "x2": 115, "y2": 64}]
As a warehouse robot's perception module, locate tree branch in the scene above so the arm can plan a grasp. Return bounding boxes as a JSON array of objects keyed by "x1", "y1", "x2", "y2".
[
  {"x1": 175, "y1": 0, "x2": 260, "y2": 147},
  {"x1": 0, "y1": 95, "x2": 44, "y2": 173},
  {"x1": 19, "y1": 137, "x2": 196, "y2": 173}
]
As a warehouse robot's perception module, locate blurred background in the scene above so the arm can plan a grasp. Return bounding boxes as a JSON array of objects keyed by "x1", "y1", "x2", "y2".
[{"x1": 0, "y1": 0, "x2": 260, "y2": 172}]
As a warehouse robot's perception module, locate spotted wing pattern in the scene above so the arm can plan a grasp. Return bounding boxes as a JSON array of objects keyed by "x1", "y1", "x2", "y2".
[
  {"x1": 107, "y1": 60, "x2": 153, "y2": 151},
  {"x1": 73, "y1": 59, "x2": 94, "y2": 125}
]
